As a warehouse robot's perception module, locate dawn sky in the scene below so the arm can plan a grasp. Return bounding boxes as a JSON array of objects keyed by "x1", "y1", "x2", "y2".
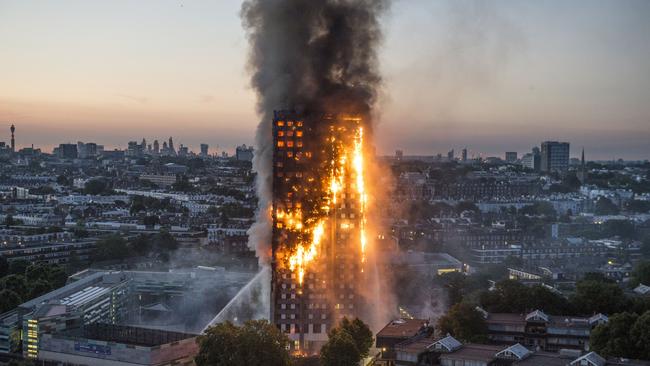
[{"x1": 1, "y1": 0, "x2": 649, "y2": 159}]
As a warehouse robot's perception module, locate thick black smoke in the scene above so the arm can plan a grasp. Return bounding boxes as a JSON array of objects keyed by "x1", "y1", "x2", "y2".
[
  {"x1": 242, "y1": 0, "x2": 388, "y2": 118},
  {"x1": 242, "y1": 0, "x2": 390, "y2": 264}
]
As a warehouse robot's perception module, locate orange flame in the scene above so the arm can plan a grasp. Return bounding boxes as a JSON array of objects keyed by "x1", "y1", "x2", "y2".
[{"x1": 284, "y1": 120, "x2": 368, "y2": 285}]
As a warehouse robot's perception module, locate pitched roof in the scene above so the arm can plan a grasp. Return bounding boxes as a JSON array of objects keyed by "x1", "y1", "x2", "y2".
[
  {"x1": 588, "y1": 313, "x2": 609, "y2": 325},
  {"x1": 525, "y1": 309, "x2": 549, "y2": 322},
  {"x1": 570, "y1": 352, "x2": 606, "y2": 366},
  {"x1": 634, "y1": 284, "x2": 650, "y2": 295},
  {"x1": 495, "y1": 343, "x2": 532, "y2": 360},
  {"x1": 428, "y1": 335, "x2": 462, "y2": 352}
]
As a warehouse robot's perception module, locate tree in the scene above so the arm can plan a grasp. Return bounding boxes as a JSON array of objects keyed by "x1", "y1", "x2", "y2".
[
  {"x1": 563, "y1": 172, "x2": 582, "y2": 191},
  {"x1": 591, "y1": 312, "x2": 639, "y2": 358},
  {"x1": 642, "y1": 236, "x2": 650, "y2": 259},
  {"x1": 526, "y1": 285, "x2": 572, "y2": 315},
  {"x1": 630, "y1": 311, "x2": 650, "y2": 360},
  {"x1": 84, "y1": 179, "x2": 109, "y2": 195},
  {"x1": 437, "y1": 303, "x2": 487, "y2": 342},
  {"x1": 153, "y1": 231, "x2": 179, "y2": 252},
  {"x1": 632, "y1": 261, "x2": 650, "y2": 287},
  {"x1": 439, "y1": 272, "x2": 467, "y2": 306},
  {"x1": 195, "y1": 320, "x2": 290, "y2": 366},
  {"x1": 626, "y1": 200, "x2": 650, "y2": 214},
  {"x1": 571, "y1": 280, "x2": 626, "y2": 315},
  {"x1": 0, "y1": 256, "x2": 9, "y2": 277},
  {"x1": 9, "y1": 259, "x2": 29, "y2": 275},
  {"x1": 56, "y1": 174, "x2": 70, "y2": 186},
  {"x1": 92, "y1": 235, "x2": 130, "y2": 261},
  {"x1": 207, "y1": 206, "x2": 220, "y2": 216},
  {"x1": 0, "y1": 275, "x2": 28, "y2": 299},
  {"x1": 337, "y1": 317, "x2": 373, "y2": 358},
  {"x1": 602, "y1": 220, "x2": 636, "y2": 239},
  {"x1": 27, "y1": 279, "x2": 52, "y2": 299},
  {"x1": 143, "y1": 215, "x2": 160, "y2": 227},
  {"x1": 595, "y1": 197, "x2": 620, "y2": 215},
  {"x1": 4, "y1": 215, "x2": 16, "y2": 227},
  {"x1": 479, "y1": 280, "x2": 571, "y2": 315},
  {"x1": 480, "y1": 280, "x2": 529, "y2": 313},
  {"x1": 172, "y1": 176, "x2": 194, "y2": 192},
  {"x1": 129, "y1": 234, "x2": 152, "y2": 256},
  {"x1": 582, "y1": 272, "x2": 615, "y2": 284},
  {"x1": 25, "y1": 263, "x2": 67, "y2": 289},
  {"x1": 320, "y1": 329, "x2": 361, "y2": 366},
  {"x1": 0, "y1": 289, "x2": 22, "y2": 313},
  {"x1": 503, "y1": 255, "x2": 524, "y2": 268}
]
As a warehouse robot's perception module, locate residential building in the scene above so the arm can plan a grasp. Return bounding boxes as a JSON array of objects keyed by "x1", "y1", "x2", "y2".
[
  {"x1": 139, "y1": 173, "x2": 179, "y2": 188},
  {"x1": 484, "y1": 309, "x2": 607, "y2": 352}
]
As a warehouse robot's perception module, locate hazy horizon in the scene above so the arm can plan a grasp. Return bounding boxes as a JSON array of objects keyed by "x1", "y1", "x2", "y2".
[{"x1": 1, "y1": 0, "x2": 649, "y2": 160}]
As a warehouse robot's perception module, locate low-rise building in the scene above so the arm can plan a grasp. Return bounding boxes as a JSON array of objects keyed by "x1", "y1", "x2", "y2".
[
  {"x1": 376, "y1": 319, "x2": 433, "y2": 363},
  {"x1": 484, "y1": 309, "x2": 607, "y2": 352},
  {"x1": 37, "y1": 323, "x2": 197, "y2": 366},
  {"x1": 139, "y1": 173, "x2": 179, "y2": 188}
]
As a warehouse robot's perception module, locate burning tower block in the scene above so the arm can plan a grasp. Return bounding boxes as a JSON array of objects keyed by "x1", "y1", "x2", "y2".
[{"x1": 271, "y1": 110, "x2": 368, "y2": 353}]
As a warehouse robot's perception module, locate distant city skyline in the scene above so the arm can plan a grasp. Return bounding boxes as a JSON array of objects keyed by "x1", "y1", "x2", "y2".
[{"x1": 1, "y1": 0, "x2": 649, "y2": 160}]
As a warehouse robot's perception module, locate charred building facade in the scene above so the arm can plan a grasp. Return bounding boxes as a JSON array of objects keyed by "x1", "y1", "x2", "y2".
[{"x1": 271, "y1": 110, "x2": 367, "y2": 352}]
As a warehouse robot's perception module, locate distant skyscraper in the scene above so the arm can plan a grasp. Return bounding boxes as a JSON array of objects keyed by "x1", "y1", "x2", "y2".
[
  {"x1": 10, "y1": 124, "x2": 15, "y2": 153},
  {"x1": 168, "y1": 137, "x2": 175, "y2": 155},
  {"x1": 127, "y1": 141, "x2": 143, "y2": 157},
  {"x1": 447, "y1": 149, "x2": 454, "y2": 161},
  {"x1": 200, "y1": 143, "x2": 209, "y2": 157},
  {"x1": 178, "y1": 144, "x2": 188, "y2": 157},
  {"x1": 461, "y1": 148, "x2": 468, "y2": 162},
  {"x1": 505, "y1": 151, "x2": 517, "y2": 163},
  {"x1": 395, "y1": 149, "x2": 403, "y2": 161},
  {"x1": 153, "y1": 140, "x2": 160, "y2": 154},
  {"x1": 532, "y1": 147, "x2": 541, "y2": 171},
  {"x1": 541, "y1": 141, "x2": 570, "y2": 172}
]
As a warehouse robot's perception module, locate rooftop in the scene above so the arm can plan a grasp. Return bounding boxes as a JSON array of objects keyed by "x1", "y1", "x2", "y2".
[
  {"x1": 439, "y1": 343, "x2": 502, "y2": 362},
  {"x1": 376, "y1": 318, "x2": 429, "y2": 339},
  {"x1": 60, "y1": 323, "x2": 195, "y2": 347}
]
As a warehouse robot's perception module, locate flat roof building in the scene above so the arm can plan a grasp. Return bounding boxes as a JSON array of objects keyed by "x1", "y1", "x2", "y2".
[{"x1": 541, "y1": 141, "x2": 570, "y2": 173}]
